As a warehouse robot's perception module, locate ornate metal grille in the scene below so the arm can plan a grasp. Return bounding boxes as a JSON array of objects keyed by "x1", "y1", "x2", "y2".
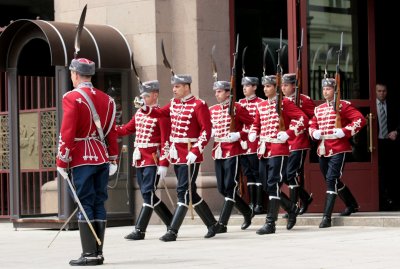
[
  {"x1": 0, "y1": 115, "x2": 9, "y2": 170},
  {"x1": 40, "y1": 111, "x2": 56, "y2": 168}
]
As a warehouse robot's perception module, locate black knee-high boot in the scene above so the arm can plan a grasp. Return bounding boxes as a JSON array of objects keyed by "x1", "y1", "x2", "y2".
[
  {"x1": 338, "y1": 185, "x2": 359, "y2": 216},
  {"x1": 319, "y1": 193, "x2": 337, "y2": 228},
  {"x1": 124, "y1": 204, "x2": 153, "y2": 240},
  {"x1": 247, "y1": 184, "x2": 256, "y2": 211},
  {"x1": 159, "y1": 203, "x2": 188, "y2": 242},
  {"x1": 254, "y1": 184, "x2": 265, "y2": 214},
  {"x1": 234, "y1": 194, "x2": 254, "y2": 230},
  {"x1": 69, "y1": 221, "x2": 101, "y2": 266},
  {"x1": 256, "y1": 198, "x2": 280, "y2": 235},
  {"x1": 298, "y1": 187, "x2": 313, "y2": 215},
  {"x1": 215, "y1": 198, "x2": 235, "y2": 234},
  {"x1": 280, "y1": 192, "x2": 299, "y2": 230},
  {"x1": 289, "y1": 186, "x2": 299, "y2": 206},
  {"x1": 193, "y1": 199, "x2": 217, "y2": 238},
  {"x1": 154, "y1": 200, "x2": 173, "y2": 227},
  {"x1": 94, "y1": 220, "x2": 106, "y2": 264}
]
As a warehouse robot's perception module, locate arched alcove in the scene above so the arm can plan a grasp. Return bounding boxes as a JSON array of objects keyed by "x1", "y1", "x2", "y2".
[{"x1": 0, "y1": 19, "x2": 134, "y2": 228}]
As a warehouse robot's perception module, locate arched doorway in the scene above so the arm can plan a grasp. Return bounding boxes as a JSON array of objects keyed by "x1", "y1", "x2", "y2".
[{"x1": 0, "y1": 19, "x2": 134, "y2": 228}]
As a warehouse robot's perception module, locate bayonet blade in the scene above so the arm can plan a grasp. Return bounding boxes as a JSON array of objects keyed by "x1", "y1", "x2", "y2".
[
  {"x1": 300, "y1": 28, "x2": 304, "y2": 48},
  {"x1": 211, "y1": 44, "x2": 218, "y2": 82},
  {"x1": 298, "y1": 28, "x2": 303, "y2": 62},
  {"x1": 263, "y1": 44, "x2": 269, "y2": 76},
  {"x1": 235, "y1": 34, "x2": 239, "y2": 57},
  {"x1": 161, "y1": 39, "x2": 174, "y2": 76},
  {"x1": 277, "y1": 29, "x2": 283, "y2": 69},
  {"x1": 231, "y1": 34, "x2": 239, "y2": 77},
  {"x1": 74, "y1": 4, "x2": 87, "y2": 59},
  {"x1": 337, "y1": 32, "x2": 343, "y2": 61},
  {"x1": 278, "y1": 44, "x2": 286, "y2": 73},
  {"x1": 324, "y1": 47, "x2": 333, "y2": 78},
  {"x1": 242, "y1": 46, "x2": 248, "y2": 77}
]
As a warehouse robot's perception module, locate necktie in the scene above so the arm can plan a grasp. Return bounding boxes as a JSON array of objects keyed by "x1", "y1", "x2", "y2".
[{"x1": 379, "y1": 102, "x2": 388, "y2": 138}]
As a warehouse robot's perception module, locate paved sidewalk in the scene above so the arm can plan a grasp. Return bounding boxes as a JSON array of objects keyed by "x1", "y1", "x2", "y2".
[{"x1": 1, "y1": 217, "x2": 400, "y2": 269}]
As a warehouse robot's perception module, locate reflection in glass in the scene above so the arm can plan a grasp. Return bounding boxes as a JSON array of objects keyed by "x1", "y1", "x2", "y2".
[{"x1": 307, "y1": 0, "x2": 368, "y2": 101}]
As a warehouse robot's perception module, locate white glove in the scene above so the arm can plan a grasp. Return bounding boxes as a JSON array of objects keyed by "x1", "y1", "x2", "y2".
[
  {"x1": 211, "y1": 129, "x2": 216, "y2": 138},
  {"x1": 109, "y1": 163, "x2": 118, "y2": 176},
  {"x1": 312, "y1": 130, "x2": 322, "y2": 140},
  {"x1": 228, "y1": 132, "x2": 241, "y2": 142},
  {"x1": 240, "y1": 140, "x2": 248, "y2": 150},
  {"x1": 333, "y1": 128, "x2": 345, "y2": 138},
  {"x1": 134, "y1": 96, "x2": 148, "y2": 111},
  {"x1": 157, "y1": 166, "x2": 168, "y2": 180},
  {"x1": 277, "y1": 131, "x2": 289, "y2": 142},
  {"x1": 248, "y1": 132, "x2": 257, "y2": 142},
  {"x1": 186, "y1": 152, "x2": 197, "y2": 165},
  {"x1": 57, "y1": 167, "x2": 68, "y2": 179}
]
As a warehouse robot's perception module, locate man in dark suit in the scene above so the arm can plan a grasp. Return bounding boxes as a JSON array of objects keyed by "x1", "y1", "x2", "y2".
[{"x1": 376, "y1": 83, "x2": 400, "y2": 210}]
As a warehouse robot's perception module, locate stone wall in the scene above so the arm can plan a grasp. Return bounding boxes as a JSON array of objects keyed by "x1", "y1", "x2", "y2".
[{"x1": 54, "y1": 0, "x2": 232, "y2": 215}]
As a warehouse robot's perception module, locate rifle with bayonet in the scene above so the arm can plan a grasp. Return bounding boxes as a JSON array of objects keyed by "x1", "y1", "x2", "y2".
[
  {"x1": 333, "y1": 32, "x2": 343, "y2": 128},
  {"x1": 228, "y1": 34, "x2": 239, "y2": 132},
  {"x1": 276, "y1": 29, "x2": 285, "y2": 131},
  {"x1": 294, "y1": 29, "x2": 303, "y2": 106}
]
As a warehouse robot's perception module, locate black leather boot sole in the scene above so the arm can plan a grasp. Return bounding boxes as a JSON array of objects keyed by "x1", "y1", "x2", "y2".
[{"x1": 69, "y1": 254, "x2": 102, "y2": 266}]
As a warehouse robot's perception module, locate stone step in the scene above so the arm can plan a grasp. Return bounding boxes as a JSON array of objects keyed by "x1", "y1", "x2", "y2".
[{"x1": 182, "y1": 212, "x2": 400, "y2": 228}]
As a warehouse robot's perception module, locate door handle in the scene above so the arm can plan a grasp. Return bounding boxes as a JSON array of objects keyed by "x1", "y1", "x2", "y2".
[{"x1": 366, "y1": 113, "x2": 374, "y2": 153}]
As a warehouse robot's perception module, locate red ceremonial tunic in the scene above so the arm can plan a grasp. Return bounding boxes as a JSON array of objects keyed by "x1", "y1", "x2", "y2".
[
  {"x1": 238, "y1": 95, "x2": 264, "y2": 154},
  {"x1": 209, "y1": 101, "x2": 254, "y2": 159},
  {"x1": 116, "y1": 105, "x2": 170, "y2": 168},
  {"x1": 56, "y1": 84, "x2": 118, "y2": 169},
  {"x1": 309, "y1": 100, "x2": 366, "y2": 157},
  {"x1": 285, "y1": 93, "x2": 316, "y2": 151},
  {"x1": 250, "y1": 96, "x2": 309, "y2": 159},
  {"x1": 143, "y1": 94, "x2": 212, "y2": 165}
]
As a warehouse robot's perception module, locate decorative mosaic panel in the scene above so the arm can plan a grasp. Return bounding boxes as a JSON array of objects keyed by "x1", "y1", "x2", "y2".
[
  {"x1": 0, "y1": 115, "x2": 9, "y2": 170},
  {"x1": 40, "y1": 111, "x2": 56, "y2": 168},
  {"x1": 20, "y1": 113, "x2": 39, "y2": 169}
]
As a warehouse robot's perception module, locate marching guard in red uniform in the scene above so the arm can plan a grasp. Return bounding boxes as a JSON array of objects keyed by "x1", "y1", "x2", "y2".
[
  {"x1": 56, "y1": 58, "x2": 119, "y2": 266},
  {"x1": 209, "y1": 80, "x2": 254, "y2": 234},
  {"x1": 309, "y1": 78, "x2": 366, "y2": 228},
  {"x1": 281, "y1": 73, "x2": 315, "y2": 215},
  {"x1": 238, "y1": 76, "x2": 265, "y2": 214},
  {"x1": 249, "y1": 75, "x2": 308, "y2": 235},
  {"x1": 116, "y1": 80, "x2": 172, "y2": 240},
  {"x1": 136, "y1": 74, "x2": 217, "y2": 241}
]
